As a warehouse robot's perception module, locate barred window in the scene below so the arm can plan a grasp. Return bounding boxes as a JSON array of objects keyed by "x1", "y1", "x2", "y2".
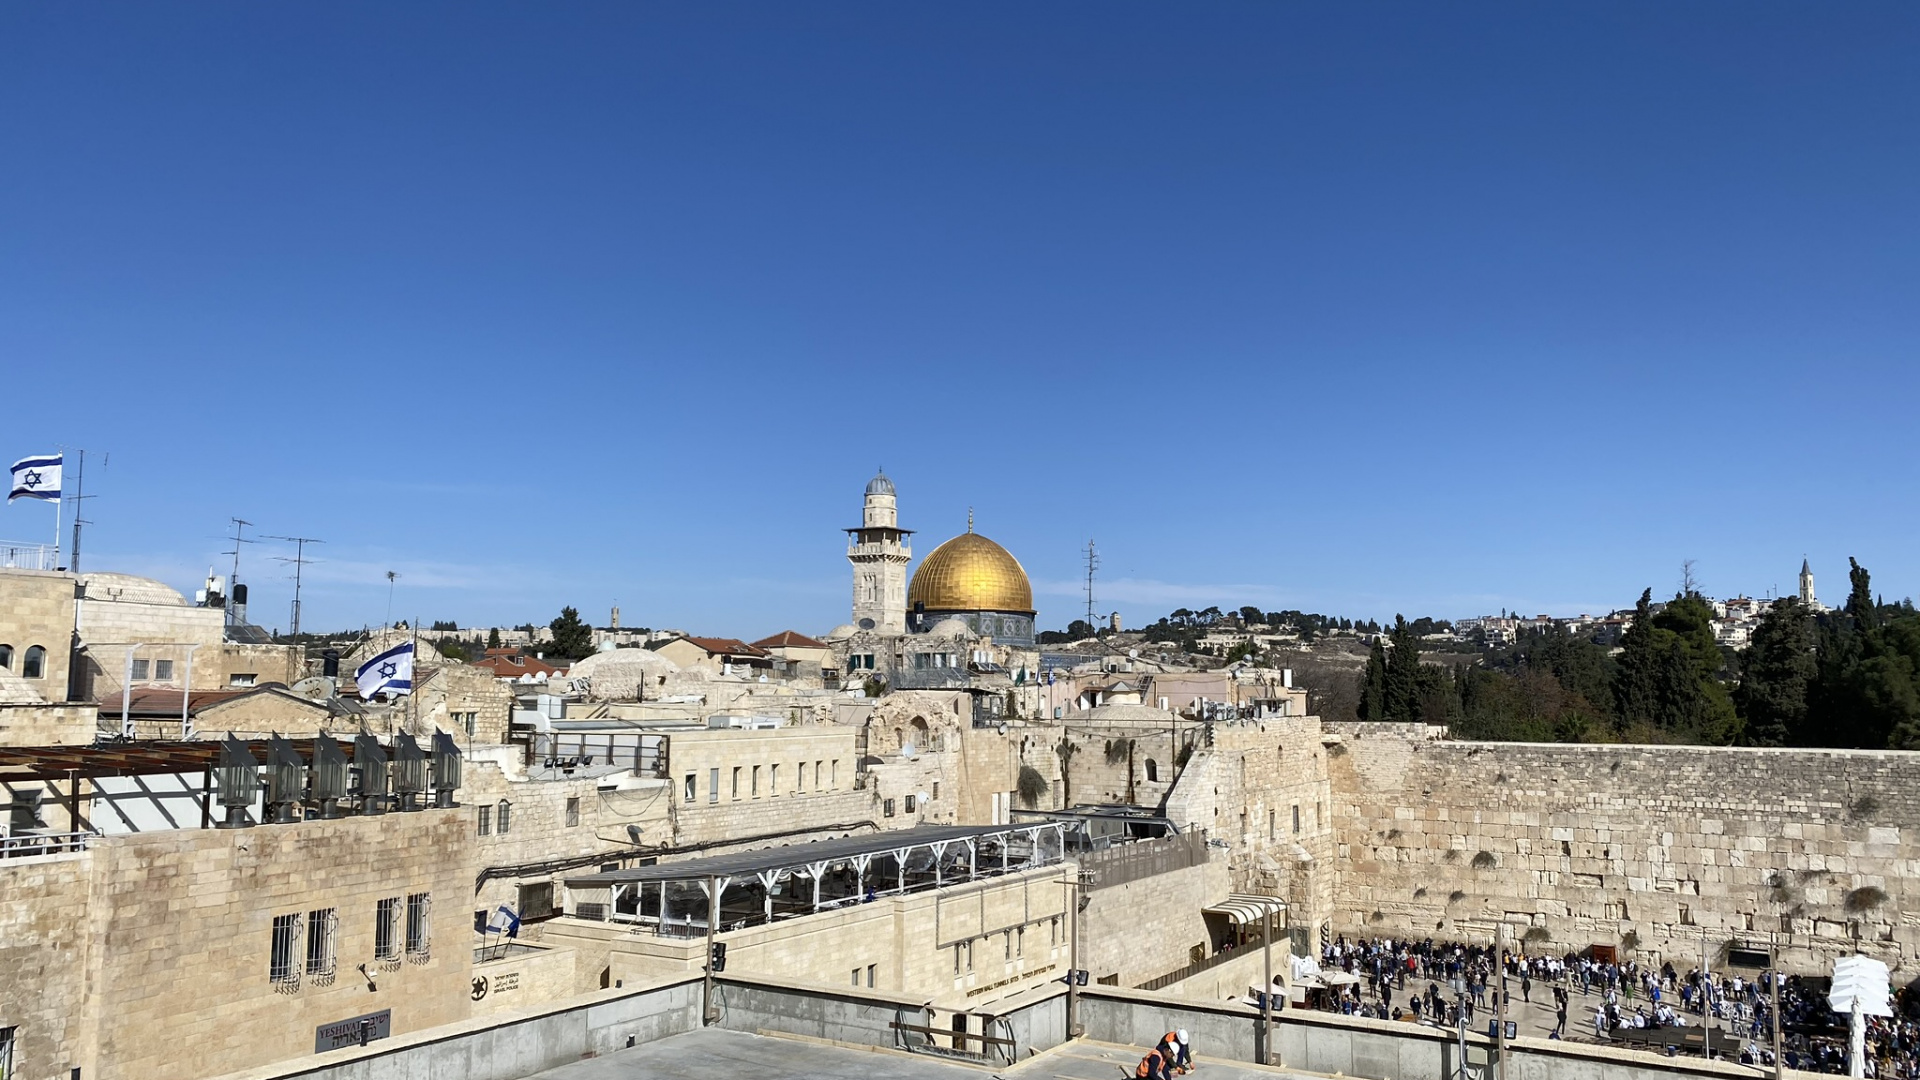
[
  {"x1": 406, "y1": 892, "x2": 432, "y2": 957},
  {"x1": 374, "y1": 897, "x2": 403, "y2": 961},
  {"x1": 155, "y1": 659, "x2": 174, "y2": 681},
  {"x1": 477, "y1": 805, "x2": 491, "y2": 836},
  {"x1": 270, "y1": 913, "x2": 302, "y2": 983},
  {"x1": 306, "y1": 908, "x2": 338, "y2": 980},
  {"x1": 496, "y1": 800, "x2": 511, "y2": 834},
  {"x1": 565, "y1": 797, "x2": 580, "y2": 827}
]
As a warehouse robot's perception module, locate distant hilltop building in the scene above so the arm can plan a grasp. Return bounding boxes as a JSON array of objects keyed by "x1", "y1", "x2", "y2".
[{"x1": 1800, "y1": 558, "x2": 1825, "y2": 612}]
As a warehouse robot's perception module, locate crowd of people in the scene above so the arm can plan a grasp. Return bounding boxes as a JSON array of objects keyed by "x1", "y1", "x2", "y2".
[{"x1": 1309, "y1": 935, "x2": 1920, "y2": 1076}]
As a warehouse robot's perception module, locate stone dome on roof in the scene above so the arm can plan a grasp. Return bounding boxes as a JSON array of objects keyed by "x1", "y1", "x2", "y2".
[
  {"x1": 908, "y1": 530, "x2": 1033, "y2": 614},
  {"x1": 926, "y1": 617, "x2": 977, "y2": 639},
  {"x1": 1077, "y1": 703, "x2": 1179, "y2": 723},
  {"x1": 79, "y1": 572, "x2": 188, "y2": 606},
  {"x1": 568, "y1": 648, "x2": 680, "y2": 700},
  {"x1": 865, "y1": 471, "x2": 896, "y2": 497},
  {"x1": 825, "y1": 624, "x2": 860, "y2": 641}
]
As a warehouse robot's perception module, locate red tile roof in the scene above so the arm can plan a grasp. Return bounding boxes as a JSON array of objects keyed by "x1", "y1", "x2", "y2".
[
  {"x1": 751, "y1": 631, "x2": 829, "y2": 650},
  {"x1": 472, "y1": 653, "x2": 565, "y2": 678},
  {"x1": 674, "y1": 636, "x2": 770, "y2": 658}
]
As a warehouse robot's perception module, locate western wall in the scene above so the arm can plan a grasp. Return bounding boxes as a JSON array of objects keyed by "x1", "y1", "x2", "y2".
[{"x1": 1323, "y1": 723, "x2": 1920, "y2": 976}]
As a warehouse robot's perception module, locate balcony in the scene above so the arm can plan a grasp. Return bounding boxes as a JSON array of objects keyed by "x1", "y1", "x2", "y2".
[
  {"x1": 0, "y1": 830, "x2": 93, "y2": 859},
  {"x1": 0, "y1": 541, "x2": 58, "y2": 571}
]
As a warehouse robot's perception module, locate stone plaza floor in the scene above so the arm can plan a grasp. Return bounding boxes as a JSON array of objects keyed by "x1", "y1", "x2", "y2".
[{"x1": 524, "y1": 1027, "x2": 1326, "y2": 1080}]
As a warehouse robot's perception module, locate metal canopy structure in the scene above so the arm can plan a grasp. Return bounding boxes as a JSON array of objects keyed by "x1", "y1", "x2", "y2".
[
  {"x1": 1203, "y1": 894, "x2": 1287, "y2": 925},
  {"x1": 565, "y1": 822, "x2": 1068, "y2": 936},
  {"x1": 0, "y1": 738, "x2": 384, "y2": 783}
]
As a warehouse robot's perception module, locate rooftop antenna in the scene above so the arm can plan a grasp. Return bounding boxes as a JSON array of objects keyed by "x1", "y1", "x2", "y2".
[
  {"x1": 221, "y1": 519, "x2": 255, "y2": 628},
  {"x1": 385, "y1": 570, "x2": 399, "y2": 628},
  {"x1": 1084, "y1": 540, "x2": 1099, "y2": 629},
  {"x1": 53, "y1": 445, "x2": 104, "y2": 574},
  {"x1": 264, "y1": 534, "x2": 324, "y2": 638}
]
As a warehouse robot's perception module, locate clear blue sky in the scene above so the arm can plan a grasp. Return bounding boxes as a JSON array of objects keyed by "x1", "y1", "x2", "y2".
[{"x1": 4, "y1": 3, "x2": 1916, "y2": 637}]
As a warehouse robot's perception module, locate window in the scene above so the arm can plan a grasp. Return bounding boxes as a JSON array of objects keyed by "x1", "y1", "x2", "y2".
[
  {"x1": 565, "y1": 797, "x2": 580, "y2": 827},
  {"x1": 1679, "y1": 904, "x2": 1694, "y2": 926},
  {"x1": 884, "y1": 798, "x2": 896, "y2": 817},
  {"x1": 496, "y1": 800, "x2": 511, "y2": 834},
  {"x1": 1269, "y1": 809, "x2": 1275, "y2": 842},
  {"x1": 131, "y1": 658, "x2": 150, "y2": 680},
  {"x1": 685, "y1": 773, "x2": 696, "y2": 802},
  {"x1": 831, "y1": 760, "x2": 838, "y2": 787},
  {"x1": 1003, "y1": 931, "x2": 1012, "y2": 960},
  {"x1": 270, "y1": 913, "x2": 302, "y2": 983},
  {"x1": 708, "y1": 768, "x2": 719, "y2": 804},
  {"x1": 154, "y1": 659, "x2": 174, "y2": 681},
  {"x1": 904, "y1": 794, "x2": 916, "y2": 813},
  {"x1": 463, "y1": 711, "x2": 476, "y2": 737},
  {"x1": 22, "y1": 646, "x2": 45, "y2": 680},
  {"x1": 770, "y1": 764, "x2": 779, "y2": 796},
  {"x1": 867, "y1": 963, "x2": 877, "y2": 988},
  {"x1": 731, "y1": 767, "x2": 741, "y2": 800},
  {"x1": 477, "y1": 806, "x2": 491, "y2": 836},
  {"x1": 228, "y1": 672, "x2": 255, "y2": 687},
  {"x1": 1292, "y1": 804, "x2": 1301, "y2": 833},
  {"x1": 375, "y1": 897, "x2": 403, "y2": 961},
  {"x1": 798, "y1": 762, "x2": 807, "y2": 792},
  {"x1": 931, "y1": 782, "x2": 939, "y2": 801},
  {"x1": 306, "y1": 908, "x2": 338, "y2": 982},
  {"x1": 405, "y1": 892, "x2": 432, "y2": 958},
  {"x1": 752, "y1": 766, "x2": 761, "y2": 798},
  {"x1": 518, "y1": 881, "x2": 555, "y2": 920},
  {"x1": 1017, "y1": 927, "x2": 1025, "y2": 957},
  {"x1": 816, "y1": 760, "x2": 824, "y2": 790},
  {"x1": 0, "y1": 644, "x2": 11, "y2": 669},
  {"x1": 1145, "y1": 759, "x2": 1158, "y2": 783},
  {"x1": 9, "y1": 791, "x2": 44, "y2": 831},
  {"x1": 0, "y1": 1025, "x2": 13, "y2": 1080},
  {"x1": 1051, "y1": 917, "x2": 1060, "y2": 946}
]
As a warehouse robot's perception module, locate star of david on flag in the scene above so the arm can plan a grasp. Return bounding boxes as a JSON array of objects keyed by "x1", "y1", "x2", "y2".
[
  {"x1": 355, "y1": 641, "x2": 414, "y2": 700},
  {"x1": 8, "y1": 454, "x2": 63, "y2": 503}
]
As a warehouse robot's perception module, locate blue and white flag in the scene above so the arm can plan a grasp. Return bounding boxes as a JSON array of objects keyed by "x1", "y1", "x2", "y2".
[
  {"x1": 355, "y1": 641, "x2": 414, "y2": 699},
  {"x1": 8, "y1": 454, "x2": 62, "y2": 503},
  {"x1": 486, "y1": 904, "x2": 522, "y2": 938}
]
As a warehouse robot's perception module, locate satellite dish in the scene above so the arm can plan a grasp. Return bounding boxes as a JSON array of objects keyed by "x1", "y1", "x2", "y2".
[{"x1": 290, "y1": 676, "x2": 337, "y2": 701}]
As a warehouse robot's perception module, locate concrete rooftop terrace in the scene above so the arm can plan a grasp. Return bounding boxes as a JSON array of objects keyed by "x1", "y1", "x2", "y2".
[{"x1": 524, "y1": 1028, "x2": 1318, "y2": 1080}]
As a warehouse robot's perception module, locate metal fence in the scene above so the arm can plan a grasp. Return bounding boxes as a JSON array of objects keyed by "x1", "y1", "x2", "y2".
[
  {"x1": 0, "y1": 831, "x2": 92, "y2": 859},
  {"x1": 0, "y1": 542, "x2": 57, "y2": 571},
  {"x1": 1077, "y1": 829, "x2": 1211, "y2": 891},
  {"x1": 1136, "y1": 924, "x2": 1274, "y2": 992}
]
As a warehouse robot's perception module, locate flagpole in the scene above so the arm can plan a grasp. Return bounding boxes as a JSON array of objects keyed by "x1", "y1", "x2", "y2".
[
  {"x1": 410, "y1": 617, "x2": 419, "y2": 736},
  {"x1": 53, "y1": 475, "x2": 63, "y2": 569}
]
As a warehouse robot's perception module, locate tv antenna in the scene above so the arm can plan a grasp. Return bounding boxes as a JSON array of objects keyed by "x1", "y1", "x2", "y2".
[
  {"x1": 1083, "y1": 540, "x2": 1099, "y2": 629},
  {"x1": 221, "y1": 519, "x2": 256, "y2": 627},
  {"x1": 54, "y1": 445, "x2": 103, "y2": 574},
  {"x1": 264, "y1": 534, "x2": 324, "y2": 638}
]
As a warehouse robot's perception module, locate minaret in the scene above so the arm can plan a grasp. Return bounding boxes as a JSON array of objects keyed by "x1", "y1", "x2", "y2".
[
  {"x1": 1799, "y1": 559, "x2": 1817, "y2": 609},
  {"x1": 846, "y1": 471, "x2": 912, "y2": 633}
]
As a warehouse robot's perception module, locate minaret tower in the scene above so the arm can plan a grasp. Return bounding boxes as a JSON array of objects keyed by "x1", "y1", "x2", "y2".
[
  {"x1": 847, "y1": 471, "x2": 912, "y2": 632},
  {"x1": 1800, "y1": 558, "x2": 1817, "y2": 609}
]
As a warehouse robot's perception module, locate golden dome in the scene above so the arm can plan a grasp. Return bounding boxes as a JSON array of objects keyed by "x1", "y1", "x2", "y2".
[{"x1": 908, "y1": 531, "x2": 1034, "y2": 614}]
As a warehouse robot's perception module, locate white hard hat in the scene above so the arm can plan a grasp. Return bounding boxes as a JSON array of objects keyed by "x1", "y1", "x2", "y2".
[{"x1": 1177, "y1": 1030, "x2": 1188, "y2": 1044}]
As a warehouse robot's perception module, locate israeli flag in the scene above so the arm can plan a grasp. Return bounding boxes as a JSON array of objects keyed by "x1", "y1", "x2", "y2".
[
  {"x1": 355, "y1": 641, "x2": 414, "y2": 700},
  {"x1": 486, "y1": 904, "x2": 522, "y2": 938},
  {"x1": 8, "y1": 454, "x2": 62, "y2": 503}
]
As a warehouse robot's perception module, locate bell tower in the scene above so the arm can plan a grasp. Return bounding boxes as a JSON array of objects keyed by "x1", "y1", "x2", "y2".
[
  {"x1": 847, "y1": 471, "x2": 912, "y2": 633},
  {"x1": 1800, "y1": 558, "x2": 1817, "y2": 609}
]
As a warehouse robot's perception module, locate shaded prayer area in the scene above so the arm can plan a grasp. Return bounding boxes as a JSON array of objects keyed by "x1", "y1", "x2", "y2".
[{"x1": 563, "y1": 822, "x2": 1067, "y2": 936}]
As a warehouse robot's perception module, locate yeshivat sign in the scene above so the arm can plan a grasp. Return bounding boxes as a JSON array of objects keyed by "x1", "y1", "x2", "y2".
[{"x1": 314, "y1": 1009, "x2": 391, "y2": 1053}]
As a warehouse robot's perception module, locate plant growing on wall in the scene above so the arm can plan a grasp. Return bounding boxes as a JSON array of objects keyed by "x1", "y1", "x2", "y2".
[
  {"x1": 1105, "y1": 738, "x2": 1133, "y2": 765},
  {"x1": 1471, "y1": 850, "x2": 1498, "y2": 870},
  {"x1": 1016, "y1": 765, "x2": 1049, "y2": 808},
  {"x1": 1844, "y1": 886, "x2": 1889, "y2": 914},
  {"x1": 1055, "y1": 737, "x2": 1079, "y2": 805}
]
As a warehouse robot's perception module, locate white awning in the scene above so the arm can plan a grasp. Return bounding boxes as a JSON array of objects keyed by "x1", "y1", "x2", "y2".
[{"x1": 1202, "y1": 894, "x2": 1287, "y2": 925}]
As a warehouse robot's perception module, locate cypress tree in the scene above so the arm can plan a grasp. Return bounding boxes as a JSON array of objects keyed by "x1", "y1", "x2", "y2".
[{"x1": 1735, "y1": 598, "x2": 1814, "y2": 746}]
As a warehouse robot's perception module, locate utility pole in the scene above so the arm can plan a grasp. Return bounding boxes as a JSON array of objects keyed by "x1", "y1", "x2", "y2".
[
  {"x1": 1068, "y1": 869, "x2": 1090, "y2": 1037},
  {"x1": 222, "y1": 518, "x2": 254, "y2": 629},
  {"x1": 703, "y1": 875, "x2": 720, "y2": 1024},
  {"x1": 1701, "y1": 925, "x2": 1712, "y2": 1061},
  {"x1": 55, "y1": 446, "x2": 98, "y2": 575},
  {"x1": 1771, "y1": 932, "x2": 1783, "y2": 1080},
  {"x1": 1260, "y1": 904, "x2": 1274, "y2": 1065},
  {"x1": 1083, "y1": 540, "x2": 1098, "y2": 630},
  {"x1": 1495, "y1": 924, "x2": 1508, "y2": 1080},
  {"x1": 265, "y1": 534, "x2": 324, "y2": 638}
]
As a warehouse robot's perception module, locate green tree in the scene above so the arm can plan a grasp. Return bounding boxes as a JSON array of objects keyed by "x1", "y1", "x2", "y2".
[
  {"x1": 487, "y1": 627, "x2": 502, "y2": 649},
  {"x1": 1065, "y1": 619, "x2": 1095, "y2": 640},
  {"x1": 1613, "y1": 590, "x2": 1663, "y2": 730},
  {"x1": 1846, "y1": 557, "x2": 1877, "y2": 628},
  {"x1": 1735, "y1": 599, "x2": 1815, "y2": 746},
  {"x1": 548, "y1": 606, "x2": 594, "y2": 660},
  {"x1": 1358, "y1": 637, "x2": 1389, "y2": 721}
]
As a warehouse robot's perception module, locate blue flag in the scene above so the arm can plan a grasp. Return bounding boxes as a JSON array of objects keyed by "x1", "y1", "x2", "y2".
[
  {"x1": 8, "y1": 454, "x2": 62, "y2": 502},
  {"x1": 355, "y1": 641, "x2": 414, "y2": 699}
]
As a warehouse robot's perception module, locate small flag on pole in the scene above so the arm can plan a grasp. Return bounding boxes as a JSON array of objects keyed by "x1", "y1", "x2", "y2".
[
  {"x1": 8, "y1": 454, "x2": 62, "y2": 502},
  {"x1": 486, "y1": 905, "x2": 522, "y2": 938},
  {"x1": 355, "y1": 641, "x2": 414, "y2": 700}
]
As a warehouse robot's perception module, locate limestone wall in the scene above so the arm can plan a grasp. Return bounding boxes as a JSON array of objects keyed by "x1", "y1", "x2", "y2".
[
  {"x1": 1081, "y1": 855, "x2": 1231, "y2": 988},
  {"x1": 0, "y1": 568, "x2": 76, "y2": 702},
  {"x1": 0, "y1": 703, "x2": 96, "y2": 746},
  {"x1": 0, "y1": 850, "x2": 95, "y2": 1080},
  {"x1": 470, "y1": 943, "x2": 578, "y2": 1014},
  {"x1": 1328, "y1": 734, "x2": 1920, "y2": 974}
]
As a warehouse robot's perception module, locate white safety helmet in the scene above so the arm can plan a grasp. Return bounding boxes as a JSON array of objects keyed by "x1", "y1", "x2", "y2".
[{"x1": 1177, "y1": 1030, "x2": 1188, "y2": 1044}]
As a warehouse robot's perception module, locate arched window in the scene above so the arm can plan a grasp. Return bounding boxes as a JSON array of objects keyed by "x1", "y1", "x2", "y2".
[
  {"x1": 0, "y1": 644, "x2": 12, "y2": 670},
  {"x1": 22, "y1": 645, "x2": 46, "y2": 679},
  {"x1": 1144, "y1": 759, "x2": 1159, "y2": 783}
]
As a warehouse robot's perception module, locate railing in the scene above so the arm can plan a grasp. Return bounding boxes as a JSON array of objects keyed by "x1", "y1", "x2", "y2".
[
  {"x1": 1078, "y1": 830, "x2": 1211, "y2": 891},
  {"x1": 1136, "y1": 925, "x2": 1272, "y2": 992},
  {"x1": 0, "y1": 831, "x2": 93, "y2": 859},
  {"x1": 0, "y1": 541, "x2": 57, "y2": 571}
]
